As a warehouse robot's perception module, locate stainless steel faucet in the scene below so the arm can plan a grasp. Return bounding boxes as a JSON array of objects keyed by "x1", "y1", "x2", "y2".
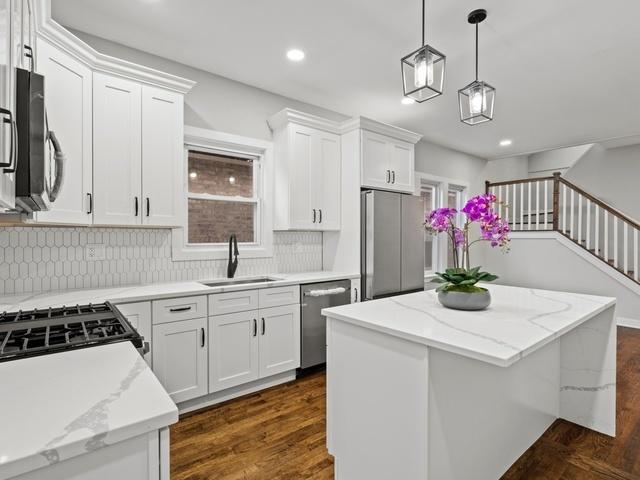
[{"x1": 227, "y1": 234, "x2": 239, "y2": 278}]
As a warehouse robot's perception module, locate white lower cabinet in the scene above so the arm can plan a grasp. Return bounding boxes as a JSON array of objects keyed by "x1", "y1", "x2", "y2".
[
  {"x1": 209, "y1": 311, "x2": 260, "y2": 392},
  {"x1": 115, "y1": 301, "x2": 152, "y2": 366},
  {"x1": 209, "y1": 303, "x2": 300, "y2": 394},
  {"x1": 259, "y1": 304, "x2": 300, "y2": 378},
  {"x1": 152, "y1": 317, "x2": 208, "y2": 403}
]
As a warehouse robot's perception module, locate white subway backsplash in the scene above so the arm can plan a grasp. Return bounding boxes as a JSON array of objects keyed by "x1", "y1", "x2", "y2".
[{"x1": 0, "y1": 227, "x2": 323, "y2": 296}]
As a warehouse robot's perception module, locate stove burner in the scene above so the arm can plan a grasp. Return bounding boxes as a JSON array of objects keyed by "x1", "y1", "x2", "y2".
[{"x1": 0, "y1": 302, "x2": 145, "y2": 362}]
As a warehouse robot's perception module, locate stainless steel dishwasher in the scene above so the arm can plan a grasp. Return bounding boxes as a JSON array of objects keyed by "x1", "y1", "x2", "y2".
[{"x1": 300, "y1": 280, "x2": 352, "y2": 370}]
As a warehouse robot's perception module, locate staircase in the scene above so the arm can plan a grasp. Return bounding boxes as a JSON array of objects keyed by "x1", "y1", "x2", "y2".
[{"x1": 486, "y1": 173, "x2": 639, "y2": 285}]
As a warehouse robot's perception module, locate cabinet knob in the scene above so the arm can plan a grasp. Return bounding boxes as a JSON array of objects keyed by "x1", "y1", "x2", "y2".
[
  {"x1": 261, "y1": 318, "x2": 266, "y2": 335},
  {"x1": 200, "y1": 328, "x2": 206, "y2": 348},
  {"x1": 86, "y1": 193, "x2": 93, "y2": 215},
  {"x1": 319, "y1": 209, "x2": 322, "y2": 224},
  {"x1": 391, "y1": 171, "x2": 395, "y2": 184},
  {"x1": 386, "y1": 170, "x2": 391, "y2": 183},
  {"x1": 312, "y1": 209, "x2": 317, "y2": 223},
  {"x1": 134, "y1": 197, "x2": 139, "y2": 217},
  {"x1": 253, "y1": 319, "x2": 257, "y2": 337}
]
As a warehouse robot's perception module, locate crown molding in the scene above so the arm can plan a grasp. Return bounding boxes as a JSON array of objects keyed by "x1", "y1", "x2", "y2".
[
  {"x1": 35, "y1": 0, "x2": 196, "y2": 94},
  {"x1": 267, "y1": 108, "x2": 342, "y2": 134},
  {"x1": 340, "y1": 116, "x2": 422, "y2": 144}
]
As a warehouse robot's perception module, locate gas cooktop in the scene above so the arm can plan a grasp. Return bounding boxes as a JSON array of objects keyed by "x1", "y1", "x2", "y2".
[{"x1": 0, "y1": 302, "x2": 146, "y2": 362}]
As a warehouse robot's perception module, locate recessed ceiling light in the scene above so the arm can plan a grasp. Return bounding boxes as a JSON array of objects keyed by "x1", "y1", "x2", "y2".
[
  {"x1": 401, "y1": 97, "x2": 415, "y2": 105},
  {"x1": 499, "y1": 139, "x2": 513, "y2": 147},
  {"x1": 286, "y1": 49, "x2": 305, "y2": 62}
]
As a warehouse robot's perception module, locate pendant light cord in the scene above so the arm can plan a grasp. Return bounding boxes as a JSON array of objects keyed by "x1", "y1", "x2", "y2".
[
  {"x1": 422, "y1": 0, "x2": 426, "y2": 46},
  {"x1": 475, "y1": 22, "x2": 479, "y2": 80}
]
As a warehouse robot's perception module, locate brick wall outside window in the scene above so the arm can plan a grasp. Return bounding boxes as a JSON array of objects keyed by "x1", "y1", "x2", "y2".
[{"x1": 187, "y1": 151, "x2": 256, "y2": 243}]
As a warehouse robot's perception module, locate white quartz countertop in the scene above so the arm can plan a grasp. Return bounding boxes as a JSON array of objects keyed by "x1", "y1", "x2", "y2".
[
  {"x1": 322, "y1": 285, "x2": 616, "y2": 367},
  {"x1": 0, "y1": 271, "x2": 359, "y2": 311},
  {"x1": 0, "y1": 342, "x2": 178, "y2": 480}
]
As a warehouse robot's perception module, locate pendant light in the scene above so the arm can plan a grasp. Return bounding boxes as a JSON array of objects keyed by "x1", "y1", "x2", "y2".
[
  {"x1": 401, "y1": 0, "x2": 446, "y2": 102},
  {"x1": 458, "y1": 9, "x2": 495, "y2": 125}
]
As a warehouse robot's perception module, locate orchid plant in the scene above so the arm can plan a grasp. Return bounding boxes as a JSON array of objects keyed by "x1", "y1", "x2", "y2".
[{"x1": 425, "y1": 193, "x2": 510, "y2": 293}]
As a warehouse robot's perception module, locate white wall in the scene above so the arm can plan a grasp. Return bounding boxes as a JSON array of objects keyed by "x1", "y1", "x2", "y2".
[
  {"x1": 482, "y1": 155, "x2": 529, "y2": 184},
  {"x1": 484, "y1": 234, "x2": 640, "y2": 323},
  {"x1": 564, "y1": 143, "x2": 640, "y2": 221},
  {"x1": 528, "y1": 144, "x2": 593, "y2": 177},
  {"x1": 414, "y1": 140, "x2": 487, "y2": 195},
  {"x1": 70, "y1": 30, "x2": 349, "y2": 141}
]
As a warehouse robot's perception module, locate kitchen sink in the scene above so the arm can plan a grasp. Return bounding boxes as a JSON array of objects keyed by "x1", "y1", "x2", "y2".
[{"x1": 200, "y1": 277, "x2": 281, "y2": 288}]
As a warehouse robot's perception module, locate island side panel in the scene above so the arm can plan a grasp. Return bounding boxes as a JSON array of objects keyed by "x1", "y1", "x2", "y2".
[
  {"x1": 326, "y1": 318, "x2": 429, "y2": 480},
  {"x1": 428, "y1": 340, "x2": 560, "y2": 480},
  {"x1": 559, "y1": 305, "x2": 617, "y2": 436}
]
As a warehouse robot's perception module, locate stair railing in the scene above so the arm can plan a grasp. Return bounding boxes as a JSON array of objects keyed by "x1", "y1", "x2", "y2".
[{"x1": 486, "y1": 173, "x2": 639, "y2": 283}]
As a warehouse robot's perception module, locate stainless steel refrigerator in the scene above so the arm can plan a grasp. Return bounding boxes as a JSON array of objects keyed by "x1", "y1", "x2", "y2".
[{"x1": 361, "y1": 190, "x2": 425, "y2": 300}]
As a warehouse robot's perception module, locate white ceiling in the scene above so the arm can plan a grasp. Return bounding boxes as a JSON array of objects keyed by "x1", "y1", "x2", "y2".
[{"x1": 51, "y1": 0, "x2": 640, "y2": 159}]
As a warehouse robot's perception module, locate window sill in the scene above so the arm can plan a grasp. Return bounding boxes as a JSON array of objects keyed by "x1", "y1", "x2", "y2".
[{"x1": 171, "y1": 228, "x2": 273, "y2": 261}]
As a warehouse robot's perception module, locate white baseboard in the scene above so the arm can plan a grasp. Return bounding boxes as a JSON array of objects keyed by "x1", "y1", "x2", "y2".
[
  {"x1": 176, "y1": 370, "x2": 297, "y2": 415},
  {"x1": 617, "y1": 317, "x2": 640, "y2": 329}
]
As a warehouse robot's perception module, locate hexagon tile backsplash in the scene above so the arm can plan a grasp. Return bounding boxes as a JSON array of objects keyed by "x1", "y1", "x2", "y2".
[{"x1": 0, "y1": 227, "x2": 323, "y2": 296}]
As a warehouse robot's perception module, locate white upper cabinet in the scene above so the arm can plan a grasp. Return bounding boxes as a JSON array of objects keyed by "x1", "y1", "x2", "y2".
[
  {"x1": 93, "y1": 73, "x2": 142, "y2": 225},
  {"x1": 0, "y1": 0, "x2": 16, "y2": 209},
  {"x1": 361, "y1": 130, "x2": 415, "y2": 194},
  {"x1": 269, "y1": 109, "x2": 341, "y2": 231},
  {"x1": 141, "y1": 86, "x2": 183, "y2": 226},
  {"x1": 35, "y1": 39, "x2": 93, "y2": 224}
]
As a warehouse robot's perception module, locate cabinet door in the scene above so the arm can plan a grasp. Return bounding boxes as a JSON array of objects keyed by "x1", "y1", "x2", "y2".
[
  {"x1": 152, "y1": 318, "x2": 208, "y2": 403},
  {"x1": 361, "y1": 130, "x2": 391, "y2": 190},
  {"x1": 258, "y1": 304, "x2": 300, "y2": 378},
  {"x1": 35, "y1": 40, "x2": 93, "y2": 224},
  {"x1": 387, "y1": 139, "x2": 415, "y2": 193},
  {"x1": 93, "y1": 73, "x2": 142, "y2": 225},
  {"x1": 20, "y1": 0, "x2": 34, "y2": 71},
  {"x1": 115, "y1": 302, "x2": 152, "y2": 366},
  {"x1": 314, "y1": 130, "x2": 341, "y2": 231},
  {"x1": 141, "y1": 86, "x2": 183, "y2": 226},
  {"x1": 288, "y1": 124, "x2": 315, "y2": 229},
  {"x1": 0, "y1": 0, "x2": 15, "y2": 208},
  {"x1": 209, "y1": 311, "x2": 259, "y2": 392}
]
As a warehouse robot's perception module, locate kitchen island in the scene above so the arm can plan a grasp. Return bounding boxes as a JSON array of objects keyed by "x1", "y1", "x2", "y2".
[{"x1": 322, "y1": 285, "x2": 617, "y2": 480}]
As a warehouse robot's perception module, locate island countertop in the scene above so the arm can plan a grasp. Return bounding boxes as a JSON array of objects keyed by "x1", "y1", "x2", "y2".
[
  {"x1": 0, "y1": 342, "x2": 178, "y2": 480},
  {"x1": 322, "y1": 284, "x2": 616, "y2": 367}
]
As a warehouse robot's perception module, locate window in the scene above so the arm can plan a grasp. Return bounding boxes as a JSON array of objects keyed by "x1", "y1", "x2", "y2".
[
  {"x1": 421, "y1": 183, "x2": 438, "y2": 274},
  {"x1": 417, "y1": 173, "x2": 468, "y2": 277},
  {"x1": 172, "y1": 127, "x2": 274, "y2": 261},
  {"x1": 187, "y1": 151, "x2": 258, "y2": 244}
]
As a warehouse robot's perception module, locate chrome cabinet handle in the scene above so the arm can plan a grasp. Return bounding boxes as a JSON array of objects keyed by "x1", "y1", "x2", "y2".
[
  {"x1": 134, "y1": 197, "x2": 139, "y2": 217},
  {"x1": 146, "y1": 197, "x2": 150, "y2": 217},
  {"x1": 169, "y1": 306, "x2": 191, "y2": 312},
  {"x1": 319, "y1": 209, "x2": 322, "y2": 224},
  {"x1": 312, "y1": 209, "x2": 317, "y2": 223},
  {"x1": 253, "y1": 318, "x2": 257, "y2": 337},
  {"x1": 391, "y1": 171, "x2": 396, "y2": 184},
  {"x1": 261, "y1": 317, "x2": 265, "y2": 335},
  {"x1": 86, "y1": 193, "x2": 93, "y2": 214},
  {"x1": 200, "y1": 328, "x2": 205, "y2": 348}
]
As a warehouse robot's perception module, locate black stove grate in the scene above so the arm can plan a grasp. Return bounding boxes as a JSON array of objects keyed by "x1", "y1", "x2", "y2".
[{"x1": 0, "y1": 302, "x2": 144, "y2": 362}]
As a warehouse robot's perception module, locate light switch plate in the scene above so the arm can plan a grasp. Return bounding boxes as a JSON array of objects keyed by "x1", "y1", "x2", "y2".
[{"x1": 85, "y1": 244, "x2": 105, "y2": 261}]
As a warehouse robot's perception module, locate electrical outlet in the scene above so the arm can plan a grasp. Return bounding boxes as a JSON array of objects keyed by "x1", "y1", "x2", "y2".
[{"x1": 85, "y1": 244, "x2": 105, "y2": 261}]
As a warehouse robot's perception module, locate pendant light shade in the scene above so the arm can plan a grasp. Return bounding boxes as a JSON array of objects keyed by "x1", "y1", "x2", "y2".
[
  {"x1": 401, "y1": 0, "x2": 446, "y2": 102},
  {"x1": 458, "y1": 9, "x2": 495, "y2": 125}
]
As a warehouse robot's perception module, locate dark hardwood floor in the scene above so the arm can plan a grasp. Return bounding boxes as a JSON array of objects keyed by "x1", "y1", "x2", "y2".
[{"x1": 171, "y1": 327, "x2": 640, "y2": 480}]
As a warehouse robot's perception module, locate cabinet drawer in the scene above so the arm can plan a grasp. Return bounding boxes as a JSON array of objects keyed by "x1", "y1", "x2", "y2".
[
  {"x1": 152, "y1": 296, "x2": 207, "y2": 324},
  {"x1": 259, "y1": 285, "x2": 300, "y2": 309},
  {"x1": 209, "y1": 290, "x2": 259, "y2": 316}
]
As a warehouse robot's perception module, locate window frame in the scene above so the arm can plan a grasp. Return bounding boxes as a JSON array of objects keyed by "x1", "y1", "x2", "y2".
[
  {"x1": 172, "y1": 126, "x2": 274, "y2": 261},
  {"x1": 415, "y1": 172, "x2": 469, "y2": 279}
]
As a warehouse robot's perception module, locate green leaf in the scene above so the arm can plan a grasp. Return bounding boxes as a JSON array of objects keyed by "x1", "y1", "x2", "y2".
[
  {"x1": 459, "y1": 279, "x2": 479, "y2": 286},
  {"x1": 482, "y1": 274, "x2": 499, "y2": 282}
]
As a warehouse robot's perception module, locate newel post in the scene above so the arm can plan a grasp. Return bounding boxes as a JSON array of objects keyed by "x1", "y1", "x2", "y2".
[{"x1": 552, "y1": 172, "x2": 561, "y2": 231}]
